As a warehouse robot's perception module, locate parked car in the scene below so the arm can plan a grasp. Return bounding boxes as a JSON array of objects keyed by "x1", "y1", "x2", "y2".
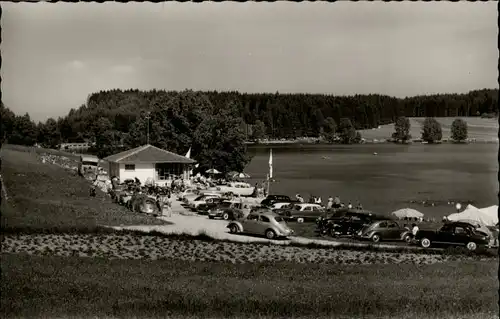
[
  {"x1": 184, "y1": 192, "x2": 220, "y2": 207},
  {"x1": 196, "y1": 197, "x2": 226, "y2": 214},
  {"x1": 275, "y1": 203, "x2": 325, "y2": 223},
  {"x1": 317, "y1": 210, "x2": 387, "y2": 237},
  {"x1": 128, "y1": 194, "x2": 160, "y2": 216},
  {"x1": 189, "y1": 194, "x2": 222, "y2": 210},
  {"x1": 270, "y1": 202, "x2": 295, "y2": 210},
  {"x1": 356, "y1": 220, "x2": 414, "y2": 243},
  {"x1": 414, "y1": 221, "x2": 490, "y2": 251},
  {"x1": 260, "y1": 195, "x2": 298, "y2": 207},
  {"x1": 208, "y1": 201, "x2": 255, "y2": 220},
  {"x1": 178, "y1": 188, "x2": 199, "y2": 201},
  {"x1": 227, "y1": 211, "x2": 294, "y2": 239}
]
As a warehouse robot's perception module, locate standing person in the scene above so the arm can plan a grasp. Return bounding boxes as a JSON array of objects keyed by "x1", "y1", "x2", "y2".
[
  {"x1": 333, "y1": 196, "x2": 341, "y2": 209},
  {"x1": 356, "y1": 201, "x2": 363, "y2": 210},
  {"x1": 326, "y1": 196, "x2": 333, "y2": 210},
  {"x1": 412, "y1": 223, "x2": 419, "y2": 236}
]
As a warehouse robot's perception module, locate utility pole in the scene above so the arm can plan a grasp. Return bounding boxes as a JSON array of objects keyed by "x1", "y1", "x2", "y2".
[{"x1": 145, "y1": 112, "x2": 151, "y2": 144}]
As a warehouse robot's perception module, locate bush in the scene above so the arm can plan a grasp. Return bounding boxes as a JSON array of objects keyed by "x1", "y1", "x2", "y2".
[
  {"x1": 451, "y1": 118, "x2": 468, "y2": 142},
  {"x1": 421, "y1": 118, "x2": 442, "y2": 143},
  {"x1": 338, "y1": 118, "x2": 357, "y2": 144},
  {"x1": 392, "y1": 116, "x2": 412, "y2": 142}
]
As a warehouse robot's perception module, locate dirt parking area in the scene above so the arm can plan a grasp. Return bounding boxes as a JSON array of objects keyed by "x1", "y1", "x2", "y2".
[{"x1": 107, "y1": 199, "x2": 433, "y2": 251}]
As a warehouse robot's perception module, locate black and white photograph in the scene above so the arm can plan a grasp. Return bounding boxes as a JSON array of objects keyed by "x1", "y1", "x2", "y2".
[{"x1": 0, "y1": 2, "x2": 498, "y2": 318}]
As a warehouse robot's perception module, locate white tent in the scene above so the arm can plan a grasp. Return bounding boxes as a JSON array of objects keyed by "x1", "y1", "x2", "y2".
[
  {"x1": 478, "y1": 205, "x2": 498, "y2": 224},
  {"x1": 391, "y1": 208, "x2": 424, "y2": 219},
  {"x1": 447, "y1": 204, "x2": 497, "y2": 227}
]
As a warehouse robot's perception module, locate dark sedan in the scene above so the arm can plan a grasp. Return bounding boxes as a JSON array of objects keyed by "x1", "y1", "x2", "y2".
[{"x1": 414, "y1": 221, "x2": 490, "y2": 251}]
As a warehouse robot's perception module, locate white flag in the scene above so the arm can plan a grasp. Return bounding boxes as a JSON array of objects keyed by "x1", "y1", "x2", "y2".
[
  {"x1": 185, "y1": 147, "x2": 191, "y2": 159},
  {"x1": 269, "y1": 149, "x2": 273, "y2": 179}
]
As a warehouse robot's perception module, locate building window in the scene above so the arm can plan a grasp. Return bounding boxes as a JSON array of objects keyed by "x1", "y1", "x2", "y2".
[
  {"x1": 125, "y1": 164, "x2": 135, "y2": 171},
  {"x1": 155, "y1": 163, "x2": 184, "y2": 180}
]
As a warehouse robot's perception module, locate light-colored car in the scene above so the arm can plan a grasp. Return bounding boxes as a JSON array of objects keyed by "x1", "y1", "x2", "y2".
[
  {"x1": 227, "y1": 212, "x2": 294, "y2": 239},
  {"x1": 270, "y1": 202, "x2": 294, "y2": 210},
  {"x1": 190, "y1": 195, "x2": 222, "y2": 210},
  {"x1": 184, "y1": 192, "x2": 220, "y2": 206},
  {"x1": 275, "y1": 203, "x2": 325, "y2": 223},
  {"x1": 178, "y1": 188, "x2": 199, "y2": 201}
]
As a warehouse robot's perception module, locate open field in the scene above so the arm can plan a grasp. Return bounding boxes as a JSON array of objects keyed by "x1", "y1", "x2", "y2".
[
  {"x1": 0, "y1": 148, "x2": 168, "y2": 231},
  {"x1": 359, "y1": 117, "x2": 498, "y2": 142},
  {"x1": 1, "y1": 253, "x2": 497, "y2": 319},
  {"x1": 246, "y1": 143, "x2": 498, "y2": 220}
]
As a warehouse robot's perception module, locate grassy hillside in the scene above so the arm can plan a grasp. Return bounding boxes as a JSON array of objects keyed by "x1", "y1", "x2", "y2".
[
  {"x1": 0, "y1": 148, "x2": 168, "y2": 232},
  {"x1": 360, "y1": 117, "x2": 498, "y2": 141}
]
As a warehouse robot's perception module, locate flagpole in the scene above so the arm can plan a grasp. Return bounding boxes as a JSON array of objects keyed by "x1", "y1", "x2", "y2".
[{"x1": 268, "y1": 149, "x2": 273, "y2": 195}]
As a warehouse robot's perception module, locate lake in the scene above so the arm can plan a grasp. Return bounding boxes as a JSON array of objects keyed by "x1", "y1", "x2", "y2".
[{"x1": 245, "y1": 143, "x2": 498, "y2": 219}]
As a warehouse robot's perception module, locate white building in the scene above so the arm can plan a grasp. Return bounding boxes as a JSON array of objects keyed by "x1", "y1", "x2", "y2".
[{"x1": 104, "y1": 144, "x2": 196, "y2": 186}]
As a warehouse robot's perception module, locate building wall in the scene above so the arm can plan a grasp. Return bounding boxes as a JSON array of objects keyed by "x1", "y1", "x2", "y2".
[
  {"x1": 108, "y1": 162, "x2": 120, "y2": 179},
  {"x1": 119, "y1": 163, "x2": 155, "y2": 184},
  {"x1": 111, "y1": 162, "x2": 193, "y2": 185}
]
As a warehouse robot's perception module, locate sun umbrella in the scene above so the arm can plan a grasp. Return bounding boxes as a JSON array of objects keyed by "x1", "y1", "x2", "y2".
[
  {"x1": 206, "y1": 168, "x2": 221, "y2": 174},
  {"x1": 232, "y1": 172, "x2": 251, "y2": 179},
  {"x1": 391, "y1": 208, "x2": 424, "y2": 220}
]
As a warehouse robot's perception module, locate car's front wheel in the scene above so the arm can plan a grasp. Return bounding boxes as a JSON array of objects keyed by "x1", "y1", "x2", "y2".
[
  {"x1": 420, "y1": 238, "x2": 431, "y2": 248},
  {"x1": 265, "y1": 229, "x2": 277, "y2": 239},
  {"x1": 466, "y1": 242, "x2": 477, "y2": 251},
  {"x1": 229, "y1": 224, "x2": 239, "y2": 234},
  {"x1": 297, "y1": 217, "x2": 304, "y2": 223},
  {"x1": 371, "y1": 234, "x2": 381, "y2": 243},
  {"x1": 222, "y1": 212, "x2": 230, "y2": 220},
  {"x1": 403, "y1": 234, "x2": 412, "y2": 244}
]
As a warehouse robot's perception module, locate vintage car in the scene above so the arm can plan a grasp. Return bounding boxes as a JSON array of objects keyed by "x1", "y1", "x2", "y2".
[
  {"x1": 356, "y1": 219, "x2": 414, "y2": 243},
  {"x1": 208, "y1": 182, "x2": 255, "y2": 197},
  {"x1": 270, "y1": 202, "x2": 295, "y2": 210},
  {"x1": 78, "y1": 155, "x2": 99, "y2": 180},
  {"x1": 260, "y1": 195, "x2": 298, "y2": 208},
  {"x1": 275, "y1": 203, "x2": 325, "y2": 223},
  {"x1": 189, "y1": 194, "x2": 223, "y2": 210},
  {"x1": 178, "y1": 188, "x2": 200, "y2": 201},
  {"x1": 414, "y1": 221, "x2": 490, "y2": 251},
  {"x1": 208, "y1": 201, "x2": 256, "y2": 220},
  {"x1": 183, "y1": 192, "x2": 220, "y2": 207},
  {"x1": 128, "y1": 194, "x2": 160, "y2": 216},
  {"x1": 196, "y1": 197, "x2": 227, "y2": 214},
  {"x1": 227, "y1": 211, "x2": 294, "y2": 239},
  {"x1": 317, "y1": 209, "x2": 387, "y2": 237}
]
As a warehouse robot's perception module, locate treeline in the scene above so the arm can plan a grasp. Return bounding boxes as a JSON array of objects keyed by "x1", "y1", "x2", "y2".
[{"x1": 1, "y1": 88, "x2": 498, "y2": 152}]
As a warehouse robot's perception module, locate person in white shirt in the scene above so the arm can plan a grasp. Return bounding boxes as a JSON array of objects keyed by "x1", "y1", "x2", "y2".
[{"x1": 412, "y1": 223, "x2": 419, "y2": 236}]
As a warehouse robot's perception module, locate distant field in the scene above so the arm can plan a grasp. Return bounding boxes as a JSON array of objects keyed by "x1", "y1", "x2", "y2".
[
  {"x1": 0, "y1": 148, "x2": 167, "y2": 232},
  {"x1": 360, "y1": 117, "x2": 498, "y2": 141}
]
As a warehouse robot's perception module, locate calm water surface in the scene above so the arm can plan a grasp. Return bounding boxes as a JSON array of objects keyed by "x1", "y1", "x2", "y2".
[{"x1": 245, "y1": 144, "x2": 498, "y2": 218}]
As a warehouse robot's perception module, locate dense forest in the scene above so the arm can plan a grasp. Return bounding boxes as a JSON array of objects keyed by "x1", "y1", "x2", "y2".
[{"x1": 1, "y1": 88, "x2": 498, "y2": 171}]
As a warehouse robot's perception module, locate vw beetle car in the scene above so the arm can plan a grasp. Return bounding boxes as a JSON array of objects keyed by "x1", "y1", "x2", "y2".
[{"x1": 227, "y1": 211, "x2": 294, "y2": 239}]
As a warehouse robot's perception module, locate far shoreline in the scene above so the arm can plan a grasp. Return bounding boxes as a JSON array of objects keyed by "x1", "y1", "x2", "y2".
[{"x1": 246, "y1": 138, "x2": 499, "y2": 147}]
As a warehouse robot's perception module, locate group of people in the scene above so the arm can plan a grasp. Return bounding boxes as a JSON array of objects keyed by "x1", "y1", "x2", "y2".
[{"x1": 293, "y1": 194, "x2": 363, "y2": 210}]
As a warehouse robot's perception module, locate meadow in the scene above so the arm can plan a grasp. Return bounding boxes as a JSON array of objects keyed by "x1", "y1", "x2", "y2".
[
  {"x1": 246, "y1": 142, "x2": 498, "y2": 220},
  {"x1": 1, "y1": 253, "x2": 498, "y2": 319}
]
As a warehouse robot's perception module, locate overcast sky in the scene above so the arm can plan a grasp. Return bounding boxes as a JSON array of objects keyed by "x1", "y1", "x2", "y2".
[{"x1": 2, "y1": 2, "x2": 498, "y2": 122}]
